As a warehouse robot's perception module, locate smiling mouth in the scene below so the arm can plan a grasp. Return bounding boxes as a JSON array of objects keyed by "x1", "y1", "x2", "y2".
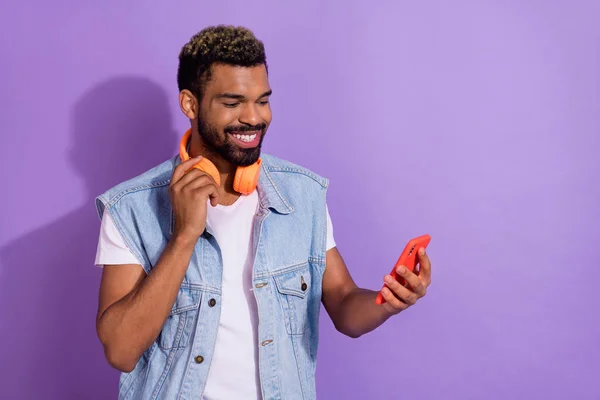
[
  {"x1": 228, "y1": 130, "x2": 261, "y2": 148},
  {"x1": 231, "y1": 132, "x2": 258, "y2": 142}
]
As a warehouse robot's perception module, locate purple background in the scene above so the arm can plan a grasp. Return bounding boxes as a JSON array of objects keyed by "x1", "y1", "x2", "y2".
[{"x1": 1, "y1": 1, "x2": 599, "y2": 399}]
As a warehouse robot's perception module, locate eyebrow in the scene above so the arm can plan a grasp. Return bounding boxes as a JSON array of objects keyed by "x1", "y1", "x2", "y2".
[{"x1": 215, "y1": 89, "x2": 272, "y2": 101}]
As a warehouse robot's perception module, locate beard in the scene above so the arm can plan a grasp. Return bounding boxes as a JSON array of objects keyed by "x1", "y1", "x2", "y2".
[{"x1": 197, "y1": 118, "x2": 266, "y2": 167}]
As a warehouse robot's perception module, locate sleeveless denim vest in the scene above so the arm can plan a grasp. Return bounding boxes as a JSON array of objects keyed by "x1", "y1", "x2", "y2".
[{"x1": 95, "y1": 153, "x2": 329, "y2": 399}]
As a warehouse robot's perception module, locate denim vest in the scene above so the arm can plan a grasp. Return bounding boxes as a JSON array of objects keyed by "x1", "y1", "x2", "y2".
[{"x1": 95, "y1": 153, "x2": 329, "y2": 399}]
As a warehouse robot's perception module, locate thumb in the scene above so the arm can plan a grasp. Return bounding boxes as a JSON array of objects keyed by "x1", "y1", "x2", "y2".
[{"x1": 209, "y1": 187, "x2": 220, "y2": 207}]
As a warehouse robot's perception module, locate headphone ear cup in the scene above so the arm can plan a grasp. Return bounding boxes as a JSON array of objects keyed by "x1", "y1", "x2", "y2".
[
  {"x1": 193, "y1": 158, "x2": 221, "y2": 187},
  {"x1": 234, "y1": 158, "x2": 262, "y2": 195},
  {"x1": 179, "y1": 128, "x2": 221, "y2": 186}
]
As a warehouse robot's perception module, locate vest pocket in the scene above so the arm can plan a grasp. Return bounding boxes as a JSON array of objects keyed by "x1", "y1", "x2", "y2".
[
  {"x1": 274, "y1": 263, "x2": 311, "y2": 335},
  {"x1": 158, "y1": 286, "x2": 202, "y2": 350}
]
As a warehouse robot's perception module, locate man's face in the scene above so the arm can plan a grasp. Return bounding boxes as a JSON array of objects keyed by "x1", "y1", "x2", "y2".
[{"x1": 197, "y1": 64, "x2": 272, "y2": 167}]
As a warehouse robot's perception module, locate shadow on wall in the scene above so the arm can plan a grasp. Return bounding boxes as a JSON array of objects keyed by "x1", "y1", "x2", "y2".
[{"x1": 0, "y1": 76, "x2": 178, "y2": 399}]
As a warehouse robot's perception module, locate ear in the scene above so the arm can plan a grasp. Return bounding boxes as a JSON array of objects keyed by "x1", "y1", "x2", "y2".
[{"x1": 179, "y1": 90, "x2": 198, "y2": 120}]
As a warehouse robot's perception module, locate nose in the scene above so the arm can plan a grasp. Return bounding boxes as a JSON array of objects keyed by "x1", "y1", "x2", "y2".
[{"x1": 239, "y1": 103, "x2": 261, "y2": 127}]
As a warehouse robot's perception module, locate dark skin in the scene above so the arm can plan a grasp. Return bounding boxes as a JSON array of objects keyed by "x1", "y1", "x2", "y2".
[
  {"x1": 96, "y1": 64, "x2": 432, "y2": 372},
  {"x1": 182, "y1": 64, "x2": 273, "y2": 204}
]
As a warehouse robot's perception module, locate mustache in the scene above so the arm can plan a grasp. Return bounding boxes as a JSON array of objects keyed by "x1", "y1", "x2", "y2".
[{"x1": 224, "y1": 123, "x2": 266, "y2": 134}]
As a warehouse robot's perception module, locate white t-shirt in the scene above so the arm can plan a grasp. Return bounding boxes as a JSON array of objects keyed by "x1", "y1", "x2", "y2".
[{"x1": 95, "y1": 192, "x2": 335, "y2": 399}]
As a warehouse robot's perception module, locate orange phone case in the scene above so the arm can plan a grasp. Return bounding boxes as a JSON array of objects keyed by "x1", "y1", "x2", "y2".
[{"x1": 375, "y1": 234, "x2": 431, "y2": 305}]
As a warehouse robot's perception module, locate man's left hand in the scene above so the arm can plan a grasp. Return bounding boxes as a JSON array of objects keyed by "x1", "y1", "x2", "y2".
[{"x1": 380, "y1": 248, "x2": 432, "y2": 315}]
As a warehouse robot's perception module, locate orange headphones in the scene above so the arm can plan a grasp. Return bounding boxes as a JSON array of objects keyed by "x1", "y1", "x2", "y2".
[{"x1": 179, "y1": 128, "x2": 262, "y2": 195}]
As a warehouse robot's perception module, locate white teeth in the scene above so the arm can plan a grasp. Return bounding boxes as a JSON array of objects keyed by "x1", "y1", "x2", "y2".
[{"x1": 233, "y1": 133, "x2": 257, "y2": 143}]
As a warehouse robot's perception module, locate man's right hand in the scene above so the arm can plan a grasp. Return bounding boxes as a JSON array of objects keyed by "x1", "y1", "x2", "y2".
[
  {"x1": 97, "y1": 155, "x2": 219, "y2": 372},
  {"x1": 169, "y1": 156, "x2": 220, "y2": 239}
]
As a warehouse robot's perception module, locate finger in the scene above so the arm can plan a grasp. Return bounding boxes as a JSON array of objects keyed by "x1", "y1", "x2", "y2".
[
  {"x1": 380, "y1": 287, "x2": 408, "y2": 312},
  {"x1": 173, "y1": 171, "x2": 219, "y2": 207},
  {"x1": 384, "y1": 275, "x2": 418, "y2": 305},
  {"x1": 395, "y1": 266, "x2": 426, "y2": 297},
  {"x1": 195, "y1": 184, "x2": 220, "y2": 207},
  {"x1": 171, "y1": 156, "x2": 203, "y2": 184},
  {"x1": 172, "y1": 168, "x2": 214, "y2": 193},
  {"x1": 417, "y1": 248, "x2": 431, "y2": 285},
  {"x1": 179, "y1": 170, "x2": 218, "y2": 192}
]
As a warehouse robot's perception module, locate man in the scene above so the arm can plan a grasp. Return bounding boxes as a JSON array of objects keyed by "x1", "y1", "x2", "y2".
[{"x1": 94, "y1": 25, "x2": 432, "y2": 399}]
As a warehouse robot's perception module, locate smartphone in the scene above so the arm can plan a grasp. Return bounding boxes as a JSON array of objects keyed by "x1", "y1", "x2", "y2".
[{"x1": 375, "y1": 234, "x2": 431, "y2": 305}]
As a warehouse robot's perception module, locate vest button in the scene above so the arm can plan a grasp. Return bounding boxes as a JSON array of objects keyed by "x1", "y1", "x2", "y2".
[
  {"x1": 195, "y1": 355, "x2": 204, "y2": 364},
  {"x1": 208, "y1": 298, "x2": 216, "y2": 307}
]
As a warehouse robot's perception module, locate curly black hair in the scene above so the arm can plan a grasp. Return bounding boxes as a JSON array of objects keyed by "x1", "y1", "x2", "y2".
[{"x1": 177, "y1": 25, "x2": 268, "y2": 100}]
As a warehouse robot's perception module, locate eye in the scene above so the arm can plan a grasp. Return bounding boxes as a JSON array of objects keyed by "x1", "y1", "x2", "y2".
[
  {"x1": 258, "y1": 100, "x2": 270, "y2": 105},
  {"x1": 223, "y1": 102, "x2": 239, "y2": 108}
]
